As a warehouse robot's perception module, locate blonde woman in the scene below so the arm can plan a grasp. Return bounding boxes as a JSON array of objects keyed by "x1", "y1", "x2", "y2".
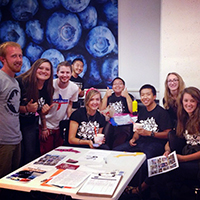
[
  {"x1": 163, "y1": 72, "x2": 185, "y2": 128},
  {"x1": 68, "y1": 88, "x2": 109, "y2": 149}
]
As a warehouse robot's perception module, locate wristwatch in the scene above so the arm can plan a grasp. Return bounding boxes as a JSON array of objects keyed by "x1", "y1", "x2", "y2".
[{"x1": 151, "y1": 131, "x2": 155, "y2": 137}]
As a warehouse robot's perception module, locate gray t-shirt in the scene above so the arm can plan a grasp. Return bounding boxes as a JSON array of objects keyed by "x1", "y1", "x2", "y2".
[{"x1": 0, "y1": 70, "x2": 22, "y2": 144}]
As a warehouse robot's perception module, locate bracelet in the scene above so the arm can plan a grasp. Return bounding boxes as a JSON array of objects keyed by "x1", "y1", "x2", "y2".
[
  {"x1": 25, "y1": 105, "x2": 29, "y2": 113},
  {"x1": 151, "y1": 131, "x2": 155, "y2": 137},
  {"x1": 42, "y1": 128, "x2": 48, "y2": 131}
]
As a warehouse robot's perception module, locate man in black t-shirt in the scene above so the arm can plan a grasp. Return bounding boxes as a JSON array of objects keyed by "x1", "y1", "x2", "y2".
[
  {"x1": 70, "y1": 58, "x2": 85, "y2": 110},
  {"x1": 101, "y1": 77, "x2": 133, "y2": 149},
  {"x1": 114, "y1": 84, "x2": 172, "y2": 158}
]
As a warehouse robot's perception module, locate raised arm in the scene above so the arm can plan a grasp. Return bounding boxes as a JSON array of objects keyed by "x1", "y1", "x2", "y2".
[
  {"x1": 100, "y1": 87, "x2": 112, "y2": 110},
  {"x1": 79, "y1": 88, "x2": 84, "y2": 97},
  {"x1": 121, "y1": 88, "x2": 133, "y2": 113}
]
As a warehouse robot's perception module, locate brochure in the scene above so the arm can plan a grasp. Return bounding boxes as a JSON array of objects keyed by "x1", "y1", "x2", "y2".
[
  {"x1": 34, "y1": 154, "x2": 65, "y2": 166},
  {"x1": 7, "y1": 167, "x2": 46, "y2": 182},
  {"x1": 147, "y1": 151, "x2": 179, "y2": 177}
]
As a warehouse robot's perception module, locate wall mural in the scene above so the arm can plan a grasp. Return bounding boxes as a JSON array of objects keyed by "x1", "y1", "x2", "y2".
[{"x1": 0, "y1": 0, "x2": 118, "y2": 88}]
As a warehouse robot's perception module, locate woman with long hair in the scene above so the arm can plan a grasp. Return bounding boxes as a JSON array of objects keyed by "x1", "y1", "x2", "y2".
[
  {"x1": 68, "y1": 87, "x2": 109, "y2": 149},
  {"x1": 163, "y1": 72, "x2": 185, "y2": 128},
  {"x1": 16, "y1": 58, "x2": 54, "y2": 165},
  {"x1": 157, "y1": 87, "x2": 200, "y2": 199}
]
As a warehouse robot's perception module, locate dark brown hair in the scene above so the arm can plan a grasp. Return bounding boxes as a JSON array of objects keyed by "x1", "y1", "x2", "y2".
[
  {"x1": 17, "y1": 58, "x2": 54, "y2": 104},
  {"x1": 176, "y1": 87, "x2": 200, "y2": 137}
]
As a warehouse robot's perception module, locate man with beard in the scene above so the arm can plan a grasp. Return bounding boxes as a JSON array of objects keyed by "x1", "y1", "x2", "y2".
[{"x1": 0, "y1": 41, "x2": 23, "y2": 178}]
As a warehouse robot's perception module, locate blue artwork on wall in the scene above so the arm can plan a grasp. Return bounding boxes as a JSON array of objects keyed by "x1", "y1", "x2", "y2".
[{"x1": 0, "y1": 0, "x2": 118, "y2": 88}]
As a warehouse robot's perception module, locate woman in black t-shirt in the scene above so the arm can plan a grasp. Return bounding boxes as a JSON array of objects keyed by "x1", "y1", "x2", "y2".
[
  {"x1": 163, "y1": 72, "x2": 185, "y2": 129},
  {"x1": 16, "y1": 58, "x2": 54, "y2": 165},
  {"x1": 68, "y1": 88, "x2": 108, "y2": 149}
]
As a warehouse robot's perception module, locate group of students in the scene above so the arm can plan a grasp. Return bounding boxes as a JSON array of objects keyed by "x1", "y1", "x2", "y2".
[
  {"x1": 0, "y1": 41, "x2": 200, "y2": 199},
  {"x1": 121, "y1": 73, "x2": 200, "y2": 199},
  {"x1": 0, "y1": 41, "x2": 84, "y2": 178}
]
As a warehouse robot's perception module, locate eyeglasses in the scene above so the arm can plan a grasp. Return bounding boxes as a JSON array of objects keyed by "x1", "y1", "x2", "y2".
[{"x1": 167, "y1": 79, "x2": 179, "y2": 83}]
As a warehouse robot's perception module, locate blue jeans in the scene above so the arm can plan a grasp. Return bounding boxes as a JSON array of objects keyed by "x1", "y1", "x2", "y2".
[
  {"x1": 20, "y1": 116, "x2": 40, "y2": 165},
  {"x1": 114, "y1": 136, "x2": 167, "y2": 159},
  {"x1": 114, "y1": 136, "x2": 167, "y2": 183}
]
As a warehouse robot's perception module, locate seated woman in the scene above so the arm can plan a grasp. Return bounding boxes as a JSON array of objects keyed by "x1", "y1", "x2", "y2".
[
  {"x1": 125, "y1": 87, "x2": 200, "y2": 199},
  {"x1": 68, "y1": 87, "x2": 109, "y2": 149}
]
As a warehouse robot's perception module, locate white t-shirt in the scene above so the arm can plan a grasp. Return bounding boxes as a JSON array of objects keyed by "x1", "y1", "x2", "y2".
[{"x1": 45, "y1": 79, "x2": 79, "y2": 129}]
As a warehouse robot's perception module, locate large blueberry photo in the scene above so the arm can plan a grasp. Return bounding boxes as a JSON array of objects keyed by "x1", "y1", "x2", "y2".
[
  {"x1": 85, "y1": 26, "x2": 116, "y2": 58},
  {"x1": 46, "y1": 12, "x2": 82, "y2": 50},
  {"x1": 41, "y1": 49, "x2": 65, "y2": 78},
  {"x1": 0, "y1": 0, "x2": 118, "y2": 88}
]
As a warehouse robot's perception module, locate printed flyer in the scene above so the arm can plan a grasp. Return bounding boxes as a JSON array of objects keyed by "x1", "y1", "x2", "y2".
[{"x1": 148, "y1": 151, "x2": 179, "y2": 177}]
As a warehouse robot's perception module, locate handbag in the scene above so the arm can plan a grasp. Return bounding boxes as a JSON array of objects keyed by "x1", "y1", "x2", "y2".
[{"x1": 182, "y1": 144, "x2": 200, "y2": 155}]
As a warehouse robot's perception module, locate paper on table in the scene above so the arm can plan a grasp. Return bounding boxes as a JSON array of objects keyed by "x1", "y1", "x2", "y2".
[
  {"x1": 79, "y1": 150, "x2": 110, "y2": 163},
  {"x1": 47, "y1": 168, "x2": 90, "y2": 188},
  {"x1": 77, "y1": 173, "x2": 122, "y2": 197}
]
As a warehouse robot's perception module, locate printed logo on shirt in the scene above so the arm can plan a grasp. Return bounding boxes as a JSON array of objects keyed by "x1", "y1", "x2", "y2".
[
  {"x1": 53, "y1": 94, "x2": 69, "y2": 110},
  {"x1": 5, "y1": 88, "x2": 20, "y2": 116},
  {"x1": 77, "y1": 121, "x2": 100, "y2": 140},
  {"x1": 139, "y1": 117, "x2": 158, "y2": 132},
  {"x1": 38, "y1": 97, "x2": 45, "y2": 111},
  {"x1": 109, "y1": 101, "x2": 124, "y2": 114}
]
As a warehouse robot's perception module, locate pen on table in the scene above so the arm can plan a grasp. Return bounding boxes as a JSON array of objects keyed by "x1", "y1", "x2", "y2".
[
  {"x1": 41, "y1": 178, "x2": 48, "y2": 182},
  {"x1": 104, "y1": 157, "x2": 107, "y2": 164},
  {"x1": 92, "y1": 177, "x2": 116, "y2": 181},
  {"x1": 52, "y1": 184, "x2": 64, "y2": 188}
]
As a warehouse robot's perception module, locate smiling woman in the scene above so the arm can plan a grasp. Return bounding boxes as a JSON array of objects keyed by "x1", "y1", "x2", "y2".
[
  {"x1": 68, "y1": 88, "x2": 109, "y2": 150},
  {"x1": 16, "y1": 58, "x2": 54, "y2": 165},
  {"x1": 163, "y1": 72, "x2": 185, "y2": 128}
]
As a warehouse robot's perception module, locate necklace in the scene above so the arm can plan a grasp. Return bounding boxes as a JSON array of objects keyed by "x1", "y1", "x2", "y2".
[{"x1": 86, "y1": 111, "x2": 97, "y2": 122}]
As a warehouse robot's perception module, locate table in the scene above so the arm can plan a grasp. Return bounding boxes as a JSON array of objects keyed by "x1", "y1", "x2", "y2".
[{"x1": 0, "y1": 146, "x2": 146, "y2": 200}]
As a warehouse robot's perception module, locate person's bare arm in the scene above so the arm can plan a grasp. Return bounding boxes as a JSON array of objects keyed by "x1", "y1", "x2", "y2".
[
  {"x1": 121, "y1": 88, "x2": 133, "y2": 113},
  {"x1": 67, "y1": 101, "x2": 73, "y2": 118},
  {"x1": 129, "y1": 132, "x2": 140, "y2": 146},
  {"x1": 100, "y1": 87, "x2": 112, "y2": 110},
  {"x1": 136, "y1": 128, "x2": 171, "y2": 139},
  {"x1": 68, "y1": 120, "x2": 94, "y2": 148},
  {"x1": 79, "y1": 88, "x2": 84, "y2": 97},
  {"x1": 177, "y1": 151, "x2": 200, "y2": 162},
  {"x1": 19, "y1": 99, "x2": 38, "y2": 113}
]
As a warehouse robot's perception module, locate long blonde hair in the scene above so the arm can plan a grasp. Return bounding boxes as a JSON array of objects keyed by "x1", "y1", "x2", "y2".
[
  {"x1": 163, "y1": 72, "x2": 185, "y2": 109},
  {"x1": 84, "y1": 88, "x2": 102, "y2": 112}
]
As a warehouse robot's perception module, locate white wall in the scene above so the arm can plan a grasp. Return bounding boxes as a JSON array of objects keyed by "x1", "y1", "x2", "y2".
[
  {"x1": 118, "y1": 0, "x2": 161, "y2": 99},
  {"x1": 160, "y1": 0, "x2": 200, "y2": 102},
  {"x1": 119, "y1": 0, "x2": 200, "y2": 102}
]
